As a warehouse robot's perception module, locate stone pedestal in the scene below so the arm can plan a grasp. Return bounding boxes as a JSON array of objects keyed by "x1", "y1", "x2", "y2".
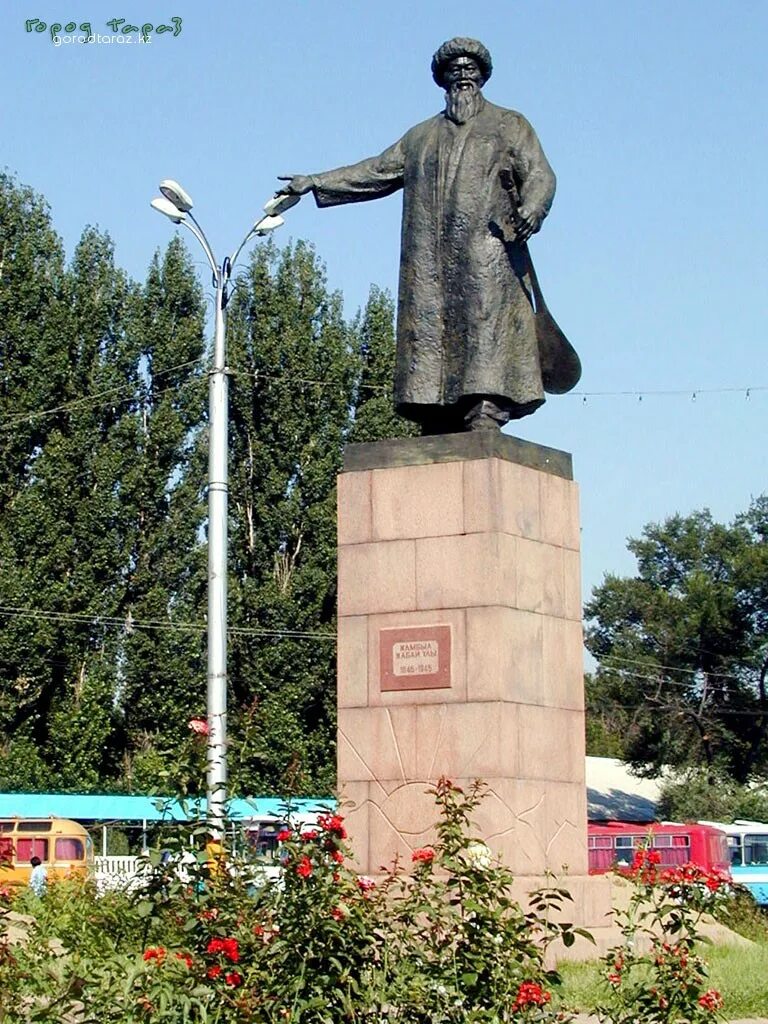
[{"x1": 336, "y1": 433, "x2": 611, "y2": 944}]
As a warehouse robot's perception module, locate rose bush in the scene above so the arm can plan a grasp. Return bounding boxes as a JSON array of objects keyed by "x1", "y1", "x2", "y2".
[
  {"x1": 0, "y1": 781, "x2": 732, "y2": 1023},
  {"x1": 0, "y1": 778, "x2": 586, "y2": 1022},
  {"x1": 596, "y1": 847, "x2": 729, "y2": 1024}
]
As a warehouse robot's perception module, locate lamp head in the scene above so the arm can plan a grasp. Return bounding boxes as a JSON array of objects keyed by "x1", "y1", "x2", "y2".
[
  {"x1": 252, "y1": 214, "x2": 285, "y2": 236},
  {"x1": 151, "y1": 196, "x2": 187, "y2": 224},
  {"x1": 263, "y1": 193, "x2": 300, "y2": 216},
  {"x1": 159, "y1": 179, "x2": 194, "y2": 212}
]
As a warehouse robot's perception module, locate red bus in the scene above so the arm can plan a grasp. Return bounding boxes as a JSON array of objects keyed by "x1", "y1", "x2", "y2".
[{"x1": 588, "y1": 821, "x2": 730, "y2": 877}]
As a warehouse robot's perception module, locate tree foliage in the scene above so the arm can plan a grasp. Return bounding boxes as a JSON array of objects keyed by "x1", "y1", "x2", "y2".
[
  {"x1": 585, "y1": 499, "x2": 768, "y2": 782},
  {"x1": 656, "y1": 768, "x2": 768, "y2": 823},
  {"x1": 0, "y1": 174, "x2": 411, "y2": 796}
]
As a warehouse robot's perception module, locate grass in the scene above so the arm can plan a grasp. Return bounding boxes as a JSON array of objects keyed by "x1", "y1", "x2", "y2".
[
  {"x1": 715, "y1": 886, "x2": 768, "y2": 944},
  {"x1": 556, "y1": 940, "x2": 768, "y2": 1019}
]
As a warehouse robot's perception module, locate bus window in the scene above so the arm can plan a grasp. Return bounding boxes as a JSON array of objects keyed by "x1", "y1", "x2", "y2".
[
  {"x1": 744, "y1": 835, "x2": 768, "y2": 866},
  {"x1": 0, "y1": 836, "x2": 12, "y2": 863},
  {"x1": 55, "y1": 838, "x2": 84, "y2": 861},
  {"x1": 16, "y1": 838, "x2": 49, "y2": 862},
  {"x1": 727, "y1": 836, "x2": 742, "y2": 867},
  {"x1": 615, "y1": 836, "x2": 644, "y2": 849},
  {"x1": 17, "y1": 821, "x2": 52, "y2": 832},
  {"x1": 613, "y1": 835, "x2": 643, "y2": 866}
]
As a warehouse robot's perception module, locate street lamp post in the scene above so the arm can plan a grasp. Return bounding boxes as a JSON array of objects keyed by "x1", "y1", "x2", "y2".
[{"x1": 151, "y1": 182, "x2": 290, "y2": 834}]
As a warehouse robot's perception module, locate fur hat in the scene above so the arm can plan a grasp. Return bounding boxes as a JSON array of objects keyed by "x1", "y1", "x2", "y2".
[{"x1": 431, "y1": 37, "x2": 493, "y2": 88}]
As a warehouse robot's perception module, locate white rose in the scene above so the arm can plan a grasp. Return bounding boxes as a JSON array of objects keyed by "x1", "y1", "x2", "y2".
[{"x1": 463, "y1": 840, "x2": 493, "y2": 870}]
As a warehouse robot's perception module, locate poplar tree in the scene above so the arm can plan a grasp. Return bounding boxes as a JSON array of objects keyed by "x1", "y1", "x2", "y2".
[
  {"x1": 115, "y1": 238, "x2": 208, "y2": 792},
  {"x1": 0, "y1": 174, "x2": 69, "y2": 788},
  {"x1": 348, "y1": 285, "x2": 418, "y2": 445},
  {"x1": 223, "y1": 240, "x2": 355, "y2": 795},
  {"x1": 0, "y1": 178, "x2": 412, "y2": 795},
  {"x1": 0, "y1": 222, "x2": 135, "y2": 789}
]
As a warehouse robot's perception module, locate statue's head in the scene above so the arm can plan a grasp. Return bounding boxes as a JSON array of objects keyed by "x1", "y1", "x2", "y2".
[
  {"x1": 431, "y1": 37, "x2": 492, "y2": 123},
  {"x1": 431, "y1": 38, "x2": 492, "y2": 88}
]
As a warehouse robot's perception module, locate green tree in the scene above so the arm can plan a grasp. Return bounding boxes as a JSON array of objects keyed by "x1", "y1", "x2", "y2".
[
  {"x1": 0, "y1": 173, "x2": 69, "y2": 786},
  {"x1": 115, "y1": 238, "x2": 208, "y2": 792},
  {"x1": 222, "y1": 240, "x2": 356, "y2": 796},
  {"x1": 348, "y1": 285, "x2": 418, "y2": 445},
  {"x1": 584, "y1": 672, "x2": 629, "y2": 759},
  {"x1": 585, "y1": 498, "x2": 768, "y2": 782},
  {"x1": 657, "y1": 768, "x2": 768, "y2": 822},
  {"x1": 0, "y1": 178, "x2": 415, "y2": 795},
  {"x1": 0, "y1": 224, "x2": 137, "y2": 789}
]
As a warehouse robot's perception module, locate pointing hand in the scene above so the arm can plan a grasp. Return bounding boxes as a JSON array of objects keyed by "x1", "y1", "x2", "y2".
[{"x1": 276, "y1": 175, "x2": 314, "y2": 196}]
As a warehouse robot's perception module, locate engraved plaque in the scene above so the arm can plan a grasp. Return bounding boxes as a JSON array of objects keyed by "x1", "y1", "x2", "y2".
[{"x1": 379, "y1": 625, "x2": 451, "y2": 692}]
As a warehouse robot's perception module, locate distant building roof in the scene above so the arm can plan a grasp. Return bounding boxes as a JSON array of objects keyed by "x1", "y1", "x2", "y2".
[
  {"x1": 586, "y1": 756, "x2": 664, "y2": 821},
  {"x1": 0, "y1": 793, "x2": 329, "y2": 823},
  {"x1": 0, "y1": 757, "x2": 663, "y2": 825}
]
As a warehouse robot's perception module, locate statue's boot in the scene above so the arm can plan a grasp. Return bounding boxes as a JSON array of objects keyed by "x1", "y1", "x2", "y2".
[{"x1": 463, "y1": 398, "x2": 510, "y2": 431}]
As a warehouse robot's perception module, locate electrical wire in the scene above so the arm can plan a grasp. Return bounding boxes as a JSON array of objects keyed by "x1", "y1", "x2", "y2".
[
  {"x1": 0, "y1": 358, "x2": 206, "y2": 432},
  {"x1": 574, "y1": 385, "x2": 767, "y2": 400},
  {"x1": 2, "y1": 361, "x2": 764, "y2": 435},
  {"x1": 596, "y1": 653, "x2": 759, "y2": 685},
  {"x1": 0, "y1": 605, "x2": 335, "y2": 641}
]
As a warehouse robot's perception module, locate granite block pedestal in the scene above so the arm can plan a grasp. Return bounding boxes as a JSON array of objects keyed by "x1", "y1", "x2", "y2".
[{"x1": 336, "y1": 432, "x2": 611, "y2": 947}]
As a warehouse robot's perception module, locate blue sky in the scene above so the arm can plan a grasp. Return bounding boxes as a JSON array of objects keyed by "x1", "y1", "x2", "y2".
[{"x1": 2, "y1": 0, "x2": 766, "y2": 603}]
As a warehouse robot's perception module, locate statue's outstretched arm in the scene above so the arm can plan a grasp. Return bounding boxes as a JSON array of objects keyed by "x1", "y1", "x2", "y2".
[{"x1": 277, "y1": 137, "x2": 406, "y2": 209}]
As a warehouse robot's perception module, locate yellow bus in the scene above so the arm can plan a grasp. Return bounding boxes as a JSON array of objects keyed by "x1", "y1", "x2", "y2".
[{"x1": 0, "y1": 817, "x2": 93, "y2": 887}]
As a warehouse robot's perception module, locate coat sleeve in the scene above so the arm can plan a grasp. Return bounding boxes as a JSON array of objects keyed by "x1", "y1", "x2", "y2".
[
  {"x1": 507, "y1": 115, "x2": 556, "y2": 218},
  {"x1": 309, "y1": 136, "x2": 406, "y2": 207}
]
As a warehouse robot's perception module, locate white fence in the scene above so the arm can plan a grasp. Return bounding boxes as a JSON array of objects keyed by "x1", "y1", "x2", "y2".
[
  {"x1": 94, "y1": 854, "x2": 146, "y2": 891},
  {"x1": 93, "y1": 853, "x2": 283, "y2": 892}
]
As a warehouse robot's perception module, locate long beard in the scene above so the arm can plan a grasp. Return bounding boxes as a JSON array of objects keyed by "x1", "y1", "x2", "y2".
[{"x1": 445, "y1": 83, "x2": 483, "y2": 124}]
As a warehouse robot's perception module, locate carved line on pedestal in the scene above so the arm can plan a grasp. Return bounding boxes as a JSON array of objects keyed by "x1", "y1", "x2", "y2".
[
  {"x1": 513, "y1": 793, "x2": 547, "y2": 863},
  {"x1": 371, "y1": 776, "x2": 394, "y2": 799},
  {"x1": 338, "y1": 725, "x2": 376, "y2": 782},
  {"x1": 426, "y1": 705, "x2": 448, "y2": 781},
  {"x1": 385, "y1": 708, "x2": 407, "y2": 783},
  {"x1": 370, "y1": 790, "x2": 420, "y2": 840},
  {"x1": 516, "y1": 793, "x2": 546, "y2": 820},
  {"x1": 545, "y1": 817, "x2": 578, "y2": 858},
  {"x1": 482, "y1": 785, "x2": 544, "y2": 850}
]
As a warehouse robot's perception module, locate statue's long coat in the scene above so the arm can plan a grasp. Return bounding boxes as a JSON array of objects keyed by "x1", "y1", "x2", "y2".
[{"x1": 309, "y1": 99, "x2": 557, "y2": 420}]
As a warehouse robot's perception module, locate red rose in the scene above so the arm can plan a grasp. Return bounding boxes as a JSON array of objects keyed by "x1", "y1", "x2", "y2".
[
  {"x1": 276, "y1": 829, "x2": 292, "y2": 842},
  {"x1": 143, "y1": 947, "x2": 166, "y2": 963},
  {"x1": 207, "y1": 965, "x2": 222, "y2": 979},
  {"x1": 175, "y1": 952, "x2": 193, "y2": 968},
  {"x1": 188, "y1": 717, "x2": 209, "y2": 736},
  {"x1": 225, "y1": 971, "x2": 243, "y2": 988},
  {"x1": 331, "y1": 849, "x2": 344, "y2": 864},
  {"x1": 411, "y1": 847, "x2": 435, "y2": 863},
  {"x1": 318, "y1": 813, "x2": 347, "y2": 839},
  {"x1": 296, "y1": 855, "x2": 313, "y2": 878},
  {"x1": 221, "y1": 937, "x2": 239, "y2": 963},
  {"x1": 512, "y1": 981, "x2": 551, "y2": 1009},
  {"x1": 698, "y1": 989, "x2": 723, "y2": 1012}
]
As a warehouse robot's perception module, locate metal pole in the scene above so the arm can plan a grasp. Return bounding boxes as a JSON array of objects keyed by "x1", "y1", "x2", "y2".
[
  {"x1": 207, "y1": 271, "x2": 229, "y2": 835},
  {"x1": 152, "y1": 185, "x2": 285, "y2": 839}
]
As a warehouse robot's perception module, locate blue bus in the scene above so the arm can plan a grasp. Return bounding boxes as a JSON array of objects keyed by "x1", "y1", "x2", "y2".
[{"x1": 701, "y1": 820, "x2": 768, "y2": 906}]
